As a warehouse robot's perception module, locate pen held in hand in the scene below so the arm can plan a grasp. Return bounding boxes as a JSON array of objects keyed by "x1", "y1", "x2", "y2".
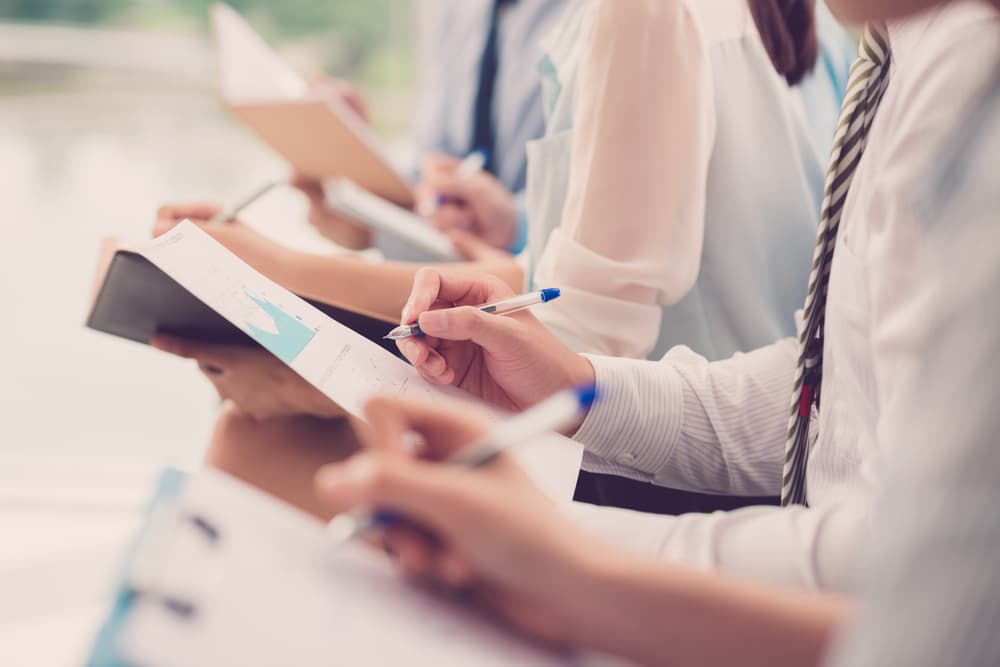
[
  {"x1": 208, "y1": 179, "x2": 286, "y2": 226},
  {"x1": 417, "y1": 149, "x2": 489, "y2": 217},
  {"x1": 384, "y1": 287, "x2": 561, "y2": 341},
  {"x1": 326, "y1": 383, "x2": 597, "y2": 545}
]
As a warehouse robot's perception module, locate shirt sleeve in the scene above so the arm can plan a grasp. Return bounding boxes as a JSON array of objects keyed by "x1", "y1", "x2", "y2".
[
  {"x1": 575, "y1": 337, "x2": 798, "y2": 497},
  {"x1": 563, "y1": 493, "x2": 867, "y2": 591},
  {"x1": 532, "y1": 0, "x2": 716, "y2": 359}
]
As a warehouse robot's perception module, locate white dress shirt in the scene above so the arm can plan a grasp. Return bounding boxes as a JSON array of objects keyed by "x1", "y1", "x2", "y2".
[
  {"x1": 526, "y1": 0, "x2": 851, "y2": 361},
  {"x1": 829, "y1": 63, "x2": 1000, "y2": 666},
  {"x1": 563, "y1": 2, "x2": 1000, "y2": 592}
]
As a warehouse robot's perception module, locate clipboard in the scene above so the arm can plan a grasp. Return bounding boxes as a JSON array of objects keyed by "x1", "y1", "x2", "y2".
[
  {"x1": 84, "y1": 469, "x2": 589, "y2": 667},
  {"x1": 210, "y1": 3, "x2": 414, "y2": 208}
]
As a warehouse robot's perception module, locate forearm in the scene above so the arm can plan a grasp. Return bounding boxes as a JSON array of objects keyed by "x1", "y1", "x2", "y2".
[
  {"x1": 262, "y1": 252, "x2": 524, "y2": 323},
  {"x1": 566, "y1": 551, "x2": 851, "y2": 667},
  {"x1": 565, "y1": 495, "x2": 868, "y2": 591},
  {"x1": 575, "y1": 337, "x2": 797, "y2": 496}
]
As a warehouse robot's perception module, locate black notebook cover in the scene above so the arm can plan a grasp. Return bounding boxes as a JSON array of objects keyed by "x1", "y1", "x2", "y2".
[{"x1": 86, "y1": 250, "x2": 403, "y2": 359}]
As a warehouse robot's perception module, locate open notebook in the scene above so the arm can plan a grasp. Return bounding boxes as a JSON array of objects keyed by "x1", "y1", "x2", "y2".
[
  {"x1": 211, "y1": 3, "x2": 414, "y2": 208},
  {"x1": 87, "y1": 469, "x2": 614, "y2": 667}
]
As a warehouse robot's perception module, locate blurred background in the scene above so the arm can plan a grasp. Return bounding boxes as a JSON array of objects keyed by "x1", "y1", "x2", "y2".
[{"x1": 0, "y1": 1, "x2": 425, "y2": 663}]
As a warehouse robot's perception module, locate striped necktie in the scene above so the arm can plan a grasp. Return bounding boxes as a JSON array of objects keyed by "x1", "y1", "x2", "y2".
[{"x1": 781, "y1": 24, "x2": 893, "y2": 507}]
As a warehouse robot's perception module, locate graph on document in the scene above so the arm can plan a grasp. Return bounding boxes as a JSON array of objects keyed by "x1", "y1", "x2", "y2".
[{"x1": 240, "y1": 291, "x2": 316, "y2": 364}]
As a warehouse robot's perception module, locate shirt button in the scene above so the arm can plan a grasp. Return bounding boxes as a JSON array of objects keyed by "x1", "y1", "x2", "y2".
[{"x1": 616, "y1": 452, "x2": 636, "y2": 465}]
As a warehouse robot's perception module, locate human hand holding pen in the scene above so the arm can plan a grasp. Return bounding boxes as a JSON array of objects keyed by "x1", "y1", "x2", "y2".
[
  {"x1": 415, "y1": 154, "x2": 519, "y2": 251},
  {"x1": 395, "y1": 267, "x2": 595, "y2": 412},
  {"x1": 315, "y1": 396, "x2": 609, "y2": 647}
]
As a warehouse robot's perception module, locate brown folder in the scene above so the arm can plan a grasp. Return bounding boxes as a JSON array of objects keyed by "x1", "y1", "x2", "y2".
[{"x1": 210, "y1": 3, "x2": 414, "y2": 208}]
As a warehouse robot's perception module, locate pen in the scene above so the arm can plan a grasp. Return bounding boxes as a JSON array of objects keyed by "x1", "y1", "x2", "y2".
[
  {"x1": 208, "y1": 179, "x2": 285, "y2": 226},
  {"x1": 326, "y1": 383, "x2": 597, "y2": 545},
  {"x1": 417, "y1": 149, "x2": 489, "y2": 217},
  {"x1": 384, "y1": 287, "x2": 561, "y2": 341}
]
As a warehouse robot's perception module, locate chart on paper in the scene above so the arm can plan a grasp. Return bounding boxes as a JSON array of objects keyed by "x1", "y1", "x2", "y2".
[{"x1": 140, "y1": 221, "x2": 441, "y2": 417}]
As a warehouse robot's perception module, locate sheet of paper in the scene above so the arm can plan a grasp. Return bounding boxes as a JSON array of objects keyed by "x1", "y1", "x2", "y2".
[
  {"x1": 325, "y1": 179, "x2": 461, "y2": 260},
  {"x1": 139, "y1": 222, "x2": 583, "y2": 500},
  {"x1": 116, "y1": 471, "x2": 596, "y2": 667},
  {"x1": 211, "y1": 3, "x2": 309, "y2": 102}
]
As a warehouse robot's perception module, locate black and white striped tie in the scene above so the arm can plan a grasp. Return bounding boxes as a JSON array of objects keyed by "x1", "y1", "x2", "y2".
[{"x1": 781, "y1": 24, "x2": 893, "y2": 507}]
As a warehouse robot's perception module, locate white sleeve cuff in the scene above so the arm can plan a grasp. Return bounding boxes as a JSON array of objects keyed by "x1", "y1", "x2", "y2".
[{"x1": 573, "y1": 354, "x2": 685, "y2": 477}]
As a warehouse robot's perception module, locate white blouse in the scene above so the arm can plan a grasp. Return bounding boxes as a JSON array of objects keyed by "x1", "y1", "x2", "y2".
[
  {"x1": 525, "y1": 0, "x2": 830, "y2": 361},
  {"x1": 563, "y1": 3, "x2": 1000, "y2": 591}
]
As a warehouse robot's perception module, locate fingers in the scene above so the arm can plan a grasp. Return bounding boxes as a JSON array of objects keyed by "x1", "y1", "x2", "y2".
[
  {"x1": 448, "y1": 229, "x2": 512, "y2": 262},
  {"x1": 418, "y1": 304, "x2": 526, "y2": 352},
  {"x1": 154, "y1": 202, "x2": 223, "y2": 238},
  {"x1": 362, "y1": 396, "x2": 490, "y2": 459},
  {"x1": 429, "y1": 204, "x2": 475, "y2": 234},
  {"x1": 155, "y1": 202, "x2": 222, "y2": 223},
  {"x1": 149, "y1": 334, "x2": 230, "y2": 368},
  {"x1": 402, "y1": 268, "x2": 514, "y2": 324},
  {"x1": 315, "y1": 454, "x2": 483, "y2": 541},
  {"x1": 290, "y1": 175, "x2": 324, "y2": 202}
]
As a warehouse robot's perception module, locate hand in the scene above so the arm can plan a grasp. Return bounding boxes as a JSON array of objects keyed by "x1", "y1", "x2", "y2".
[
  {"x1": 290, "y1": 176, "x2": 375, "y2": 250},
  {"x1": 396, "y1": 268, "x2": 594, "y2": 412},
  {"x1": 154, "y1": 203, "x2": 294, "y2": 278},
  {"x1": 315, "y1": 396, "x2": 605, "y2": 647},
  {"x1": 151, "y1": 335, "x2": 344, "y2": 421},
  {"x1": 416, "y1": 154, "x2": 518, "y2": 251},
  {"x1": 309, "y1": 75, "x2": 369, "y2": 123}
]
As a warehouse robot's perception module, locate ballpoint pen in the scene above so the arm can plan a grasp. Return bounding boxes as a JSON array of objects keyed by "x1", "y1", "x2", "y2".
[
  {"x1": 383, "y1": 287, "x2": 561, "y2": 341},
  {"x1": 208, "y1": 179, "x2": 286, "y2": 226},
  {"x1": 417, "y1": 149, "x2": 489, "y2": 217},
  {"x1": 326, "y1": 383, "x2": 597, "y2": 545}
]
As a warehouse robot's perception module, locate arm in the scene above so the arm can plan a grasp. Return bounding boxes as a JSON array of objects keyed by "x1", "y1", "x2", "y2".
[
  {"x1": 151, "y1": 206, "x2": 523, "y2": 322},
  {"x1": 316, "y1": 396, "x2": 852, "y2": 666},
  {"x1": 576, "y1": 337, "x2": 797, "y2": 497},
  {"x1": 533, "y1": 0, "x2": 715, "y2": 358}
]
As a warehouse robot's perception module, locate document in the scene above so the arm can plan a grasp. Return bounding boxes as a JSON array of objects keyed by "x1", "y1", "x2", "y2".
[
  {"x1": 110, "y1": 470, "x2": 602, "y2": 667},
  {"x1": 137, "y1": 222, "x2": 583, "y2": 500},
  {"x1": 324, "y1": 179, "x2": 462, "y2": 261}
]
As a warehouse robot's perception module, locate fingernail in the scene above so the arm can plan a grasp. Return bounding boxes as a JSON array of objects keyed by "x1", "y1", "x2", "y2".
[{"x1": 401, "y1": 301, "x2": 414, "y2": 323}]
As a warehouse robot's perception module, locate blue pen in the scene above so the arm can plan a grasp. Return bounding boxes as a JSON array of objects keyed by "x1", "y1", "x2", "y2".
[
  {"x1": 385, "y1": 287, "x2": 561, "y2": 341},
  {"x1": 326, "y1": 384, "x2": 597, "y2": 545},
  {"x1": 417, "y1": 149, "x2": 490, "y2": 217}
]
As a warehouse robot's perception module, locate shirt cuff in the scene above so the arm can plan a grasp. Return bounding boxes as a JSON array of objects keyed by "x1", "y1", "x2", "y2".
[{"x1": 573, "y1": 354, "x2": 685, "y2": 477}]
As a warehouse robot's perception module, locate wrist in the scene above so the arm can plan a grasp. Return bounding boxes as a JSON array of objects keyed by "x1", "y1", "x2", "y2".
[{"x1": 552, "y1": 544, "x2": 646, "y2": 658}]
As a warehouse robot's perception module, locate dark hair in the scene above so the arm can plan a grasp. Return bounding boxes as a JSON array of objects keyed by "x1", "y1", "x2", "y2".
[{"x1": 748, "y1": 0, "x2": 819, "y2": 86}]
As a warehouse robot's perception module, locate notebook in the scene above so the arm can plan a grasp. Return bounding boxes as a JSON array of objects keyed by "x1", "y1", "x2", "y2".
[
  {"x1": 210, "y1": 3, "x2": 414, "y2": 208},
  {"x1": 85, "y1": 238, "x2": 403, "y2": 359},
  {"x1": 85, "y1": 222, "x2": 583, "y2": 496},
  {"x1": 87, "y1": 469, "x2": 612, "y2": 667}
]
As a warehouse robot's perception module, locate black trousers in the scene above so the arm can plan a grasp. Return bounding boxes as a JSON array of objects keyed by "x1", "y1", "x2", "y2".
[{"x1": 573, "y1": 470, "x2": 779, "y2": 515}]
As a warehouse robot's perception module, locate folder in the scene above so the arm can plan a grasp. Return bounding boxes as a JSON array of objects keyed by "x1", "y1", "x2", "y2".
[
  {"x1": 86, "y1": 468, "x2": 596, "y2": 666},
  {"x1": 210, "y1": 3, "x2": 414, "y2": 208},
  {"x1": 85, "y1": 238, "x2": 404, "y2": 359}
]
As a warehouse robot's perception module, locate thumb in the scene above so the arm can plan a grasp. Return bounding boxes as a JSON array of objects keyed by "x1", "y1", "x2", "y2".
[{"x1": 448, "y1": 229, "x2": 511, "y2": 261}]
